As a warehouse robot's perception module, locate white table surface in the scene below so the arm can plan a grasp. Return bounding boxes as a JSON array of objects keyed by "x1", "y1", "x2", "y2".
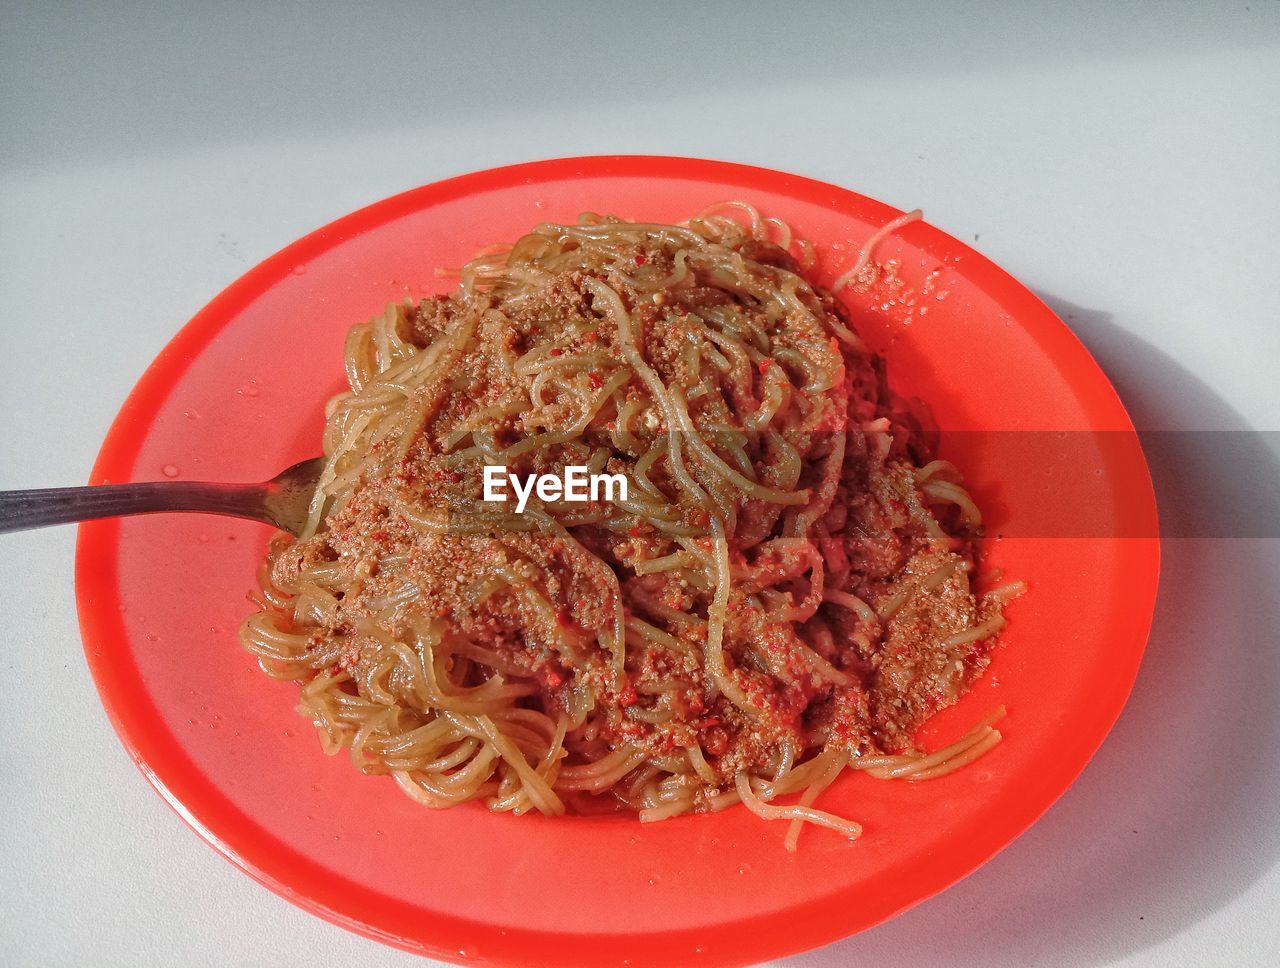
[{"x1": 2, "y1": 3, "x2": 1278, "y2": 966}]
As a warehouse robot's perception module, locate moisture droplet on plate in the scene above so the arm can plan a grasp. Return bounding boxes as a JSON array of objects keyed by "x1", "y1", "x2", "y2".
[
  {"x1": 236, "y1": 381, "x2": 260, "y2": 398},
  {"x1": 183, "y1": 410, "x2": 200, "y2": 420},
  {"x1": 292, "y1": 264, "x2": 307, "y2": 275},
  {"x1": 162, "y1": 464, "x2": 179, "y2": 478}
]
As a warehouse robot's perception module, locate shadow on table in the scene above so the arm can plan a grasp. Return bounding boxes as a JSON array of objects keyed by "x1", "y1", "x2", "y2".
[{"x1": 786, "y1": 293, "x2": 1280, "y2": 967}]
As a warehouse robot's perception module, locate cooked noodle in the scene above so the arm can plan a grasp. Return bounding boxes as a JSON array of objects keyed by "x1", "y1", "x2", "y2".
[{"x1": 240, "y1": 203, "x2": 1022, "y2": 848}]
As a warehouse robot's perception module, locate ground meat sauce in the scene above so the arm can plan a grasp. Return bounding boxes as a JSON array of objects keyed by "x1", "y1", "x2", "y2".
[{"x1": 263, "y1": 225, "x2": 1006, "y2": 810}]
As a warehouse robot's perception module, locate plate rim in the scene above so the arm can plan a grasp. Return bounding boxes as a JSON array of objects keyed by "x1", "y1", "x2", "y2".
[{"x1": 75, "y1": 155, "x2": 1160, "y2": 967}]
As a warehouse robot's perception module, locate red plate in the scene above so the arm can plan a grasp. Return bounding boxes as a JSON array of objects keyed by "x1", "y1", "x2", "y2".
[{"x1": 76, "y1": 157, "x2": 1158, "y2": 966}]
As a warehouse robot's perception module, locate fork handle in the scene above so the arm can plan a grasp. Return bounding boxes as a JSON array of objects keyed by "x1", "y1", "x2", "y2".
[{"x1": 0, "y1": 482, "x2": 272, "y2": 534}]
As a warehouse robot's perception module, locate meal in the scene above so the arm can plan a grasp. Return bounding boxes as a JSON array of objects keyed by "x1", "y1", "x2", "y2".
[{"x1": 239, "y1": 202, "x2": 1022, "y2": 848}]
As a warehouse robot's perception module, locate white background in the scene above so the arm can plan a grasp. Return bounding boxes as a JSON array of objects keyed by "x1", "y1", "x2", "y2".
[{"x1": 2, "y1": 2, "x2": 1278, "y2": 966}]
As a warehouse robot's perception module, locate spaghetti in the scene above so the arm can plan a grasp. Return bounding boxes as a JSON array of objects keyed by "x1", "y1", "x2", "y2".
[{"x1": 239, "y1": 203, "x2": 1023, "y2": 847}]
